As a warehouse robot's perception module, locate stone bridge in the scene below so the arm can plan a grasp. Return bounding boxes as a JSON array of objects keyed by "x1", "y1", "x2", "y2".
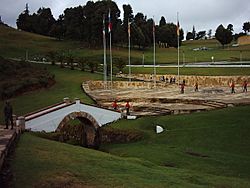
[{"x1": 23, "y1": 98, "x2": 121, "y2": 132}]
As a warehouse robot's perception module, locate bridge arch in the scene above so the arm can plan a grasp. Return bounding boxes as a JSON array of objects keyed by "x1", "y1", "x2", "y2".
[{"x1": 56, "y1": 111, "x2": 101, "y2": 148}]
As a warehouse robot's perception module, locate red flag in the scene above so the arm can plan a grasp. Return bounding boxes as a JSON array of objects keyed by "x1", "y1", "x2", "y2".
[{"x1": 108, "y1": 9, "x2": 112, "y2": 33}]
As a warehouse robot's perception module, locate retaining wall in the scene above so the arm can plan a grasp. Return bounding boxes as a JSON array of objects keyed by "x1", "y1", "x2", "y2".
[{"x1": 85, "y1": 75, "x2": 250, "y2": 90}]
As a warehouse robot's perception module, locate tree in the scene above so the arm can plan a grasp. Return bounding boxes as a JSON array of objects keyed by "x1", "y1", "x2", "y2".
[
  {"x1": 35, "y1": 8, "x2": 55, "y2": 36},
  {"x1": 186, "y1": 32, "x2": 193, "y2": 40},
  {"x1": 207, "y1": 29, "x2": 212, "y2": 39},
  {"x1": 49, "y1": 14, "x2": 64, "y2": 40},
  {"x1": 195, "y1": 31, "x2": 206, "y2": 40},
  {"x1": 47, "y1": 51, "x2": 57, "y2": 65},
  {"x1": 158, "y1": 23, "x2": 183, "y2": 48},
  {"x1": 16, "y1": 10, "x2": 31, "y2": 31},
  {"x1": 215, "y1": 24, "x2": 233, "y2": 47},
  {"x1": 77, "y1": 57, "x2": 86, "y2": 71},
  {"x1": 159, "y1": 16, "x2": 166, "y2": 27},
  {"x1": 243, "y1": 22, "x2": 250, "y2": 33},
  {"x1": 0, "y1": 16, "x2": 3, "y2": 24},
  {"x1": 227, "y1": 24, "x2": 233, "y2": 32},
  {"x1": 56, "y1": 52, "x2": 65, "y2": 68},
  {"x1": 192, "y1": 25, "x2": 196, "y2": 40},
  {"x1": 122, "y1": 4, "x2": 133, "y2": 43}
]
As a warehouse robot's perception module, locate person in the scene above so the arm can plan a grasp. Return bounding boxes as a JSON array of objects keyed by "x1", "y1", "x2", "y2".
[
  {"x1": 243, "y1": 80, "x2": 248, "y2": 92},
  {"x1": 194, "y1": 82, "x2": 198, "y2": 92},
  {"x1": 180, "y1": 82, "x2": 185, "y2": 94},
  {"x1": 4, "y1": 101, "x2": 14, "y2": 129},
  {"x1": 165, "y1": 77, "x2": 169, "y2": 83},
  {"x1": 112, "y1": 100, "x2": 118, "y2": 110},
  {"x1": 125, "y1": 101, "x2": 130, "y2": 115},
  {"x1": 230, "y1": 81, "x2": 235, "y2": 93}
]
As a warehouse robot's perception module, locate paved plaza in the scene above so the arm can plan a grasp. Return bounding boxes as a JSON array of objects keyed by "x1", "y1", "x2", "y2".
[{"x1": 83, "y1": 81, "x2": 250, "y2": 116}]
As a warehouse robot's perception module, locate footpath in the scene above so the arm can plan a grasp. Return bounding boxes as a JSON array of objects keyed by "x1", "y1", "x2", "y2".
[{"x1": 0, "y1": 124, "x2": 20, "y2": 186}]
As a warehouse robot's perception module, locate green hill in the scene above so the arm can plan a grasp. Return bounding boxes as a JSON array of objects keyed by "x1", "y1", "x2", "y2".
[
  {"x1": 0, "y1": 25, "x2": 250, "y2": 187},
  {"x1": 12, "y1": 105, "x2": 250, "y2": 187},
  {"x1": 1, "y1": 25, "x2": 250, "y2": 64}
]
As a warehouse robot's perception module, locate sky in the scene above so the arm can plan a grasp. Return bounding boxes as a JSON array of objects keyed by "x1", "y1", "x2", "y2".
[{"x1": 0, "y1": 0, "x2": 249, "y2": 35}]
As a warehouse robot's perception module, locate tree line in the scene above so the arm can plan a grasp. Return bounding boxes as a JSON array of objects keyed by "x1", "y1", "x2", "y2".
[
  {"x1": 16, "y1": 0, "x2": 183, "y2": 49},
  {"x1": 186, "y1": 22, "x2": 250, "y2": 47}
]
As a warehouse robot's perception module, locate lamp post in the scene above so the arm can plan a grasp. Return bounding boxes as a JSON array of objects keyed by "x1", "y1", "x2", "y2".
[
  {"x1": 142, "y1": 52, "x2": 145, "y2": 67},
  {"x1": 240, "y1": 51, "x2": 242, "y2": 62},
  {"x1": 182, "y1": 50, "x2": 185, "y2": 66}
]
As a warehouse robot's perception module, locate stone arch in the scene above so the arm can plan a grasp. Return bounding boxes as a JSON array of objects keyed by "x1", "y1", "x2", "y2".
[{"x1": 56, "y1": 112, "x2": 100, "y2": 149}]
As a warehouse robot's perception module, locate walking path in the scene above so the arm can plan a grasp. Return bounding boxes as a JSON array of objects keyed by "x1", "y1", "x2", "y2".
[{"x1": 0, "y1": 125, "x2": 17, "y2": 171}]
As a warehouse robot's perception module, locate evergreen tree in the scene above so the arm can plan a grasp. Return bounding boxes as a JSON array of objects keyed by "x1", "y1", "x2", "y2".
[
  {"x1": 192, "y1": 25, "x2": 196, "y2": 40},
  {"x1": 159, "y1": 16, "x2": 166, "y2": 27},
  {"x1": 186, "y1": 32, "x2": 193, "y2": 40},
  {"x1": 243, "y1": 22, "x2": 250, "y2": 33},
  {"x1": 215, "y1": 24, "x2": 233, "y2": 48}
]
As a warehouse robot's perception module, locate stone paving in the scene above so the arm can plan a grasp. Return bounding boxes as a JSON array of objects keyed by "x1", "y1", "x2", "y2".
[
  {"x1": 0, "y1": 125, "x2": 17, "y2": 171},
  {"x1": 83, "y1": 81, "x2": 250, "y2": 116}
]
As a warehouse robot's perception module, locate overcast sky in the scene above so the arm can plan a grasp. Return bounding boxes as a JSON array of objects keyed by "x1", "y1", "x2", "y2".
[{"x1": 0, "y1": 0, "x2": 249, "y2": 34}]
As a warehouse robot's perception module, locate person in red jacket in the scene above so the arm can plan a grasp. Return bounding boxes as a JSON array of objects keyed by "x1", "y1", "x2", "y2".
[
  {"x1": 243, "y1": 80, "x2": 248, "y2": 92},
  {"x1": 112, "y1": 100, "x2": 118, "y2": 110},
  {"x1": 125, "y1": 101, "x2": 130, "y2": 115},
  {"x1": 230, "y1": 81, "x2": 235, "y2": 93}
]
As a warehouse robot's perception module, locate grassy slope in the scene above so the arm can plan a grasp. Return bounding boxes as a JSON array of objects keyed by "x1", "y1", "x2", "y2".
[
  {"x1": 0, "y1": 26, "x2": 249, "y2": 187},
  {"x1": 0, "y1": 64, "x2": 102, "y2": 123},
  {"x1": 1, "y1": 25, "x2": 250, "y2": 64},
  {"x1": 12, "y1": 105, "x2": 250, "y2": 187},
  {"x1": 124, "y1": 66, "x2": 250, "y2": 76},
  {"x1": 101, "y1": 106, "x2": 250, "y2": 179}
]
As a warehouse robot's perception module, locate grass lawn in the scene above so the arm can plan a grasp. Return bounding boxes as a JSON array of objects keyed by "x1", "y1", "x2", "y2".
[
  {"x1": 0, "y1": 64, "x2": 103, "y2": 123},
  {"x1": 1, "y1": 24, "x2": 250, "y2": 187},
  {"x1": 1, "y1": 25, "x2": 250, "y2": 65},
  {"x1": 124, "y1": 66, "x2": 250, "y2": 76},
  {"x1": 11, "y1": 105, "x2": 250, "y2": 187}
]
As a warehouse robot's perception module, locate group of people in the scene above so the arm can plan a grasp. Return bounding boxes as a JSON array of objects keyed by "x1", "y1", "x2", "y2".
[
  {"x1": 179, "y1": 80, "x2": 248, "y2": 94},
  {"x1": 112, "y1": 101, "x2": 131, "y2": 115},
  {"x1": 230, "y1": 80, "x2": 248, "y2": 93},
  {"x1": 159, "y1": 76, "x2": 176, "y2": 84}
]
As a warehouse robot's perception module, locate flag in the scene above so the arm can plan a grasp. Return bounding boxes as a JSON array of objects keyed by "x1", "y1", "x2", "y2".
[
  {"x1": 108, "y1": 9, "x2": 112, "y2": 33},
  {"x1": 177, "y1": 21, "x2": 180, "y2": 36},
  {"x1": 152, "y1": 19, "x2": 155, "y2": 34},
  {"x1": 102, "y1": 15, "x2": 106, "y2": 37},
  {"x1": 128, "y1": 21, "x2": 131, "y2": 37}
]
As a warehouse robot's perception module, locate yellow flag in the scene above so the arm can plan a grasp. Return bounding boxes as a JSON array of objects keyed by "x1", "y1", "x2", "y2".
[{"x1": 177, "y1": 21, "x2": 180, "y2": 36}]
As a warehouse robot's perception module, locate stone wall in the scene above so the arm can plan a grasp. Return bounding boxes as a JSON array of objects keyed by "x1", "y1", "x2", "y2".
[
  {"x1": 85, "y1": 74, "x2": 250, "y2": 90},
  {"x1": 86, "y1": 80, "x2": 168, "y2": 90},
  {"x1": 238, "y1": 35, "x2": 250, "y2": 45},
  {"x1": 161, "y1": 74, "x2": 250, "y2": 86}
]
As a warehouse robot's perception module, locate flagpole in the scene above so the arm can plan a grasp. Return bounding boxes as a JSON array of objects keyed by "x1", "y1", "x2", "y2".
[
  {"x1": 103, "y1": 14, "x2": 107, "y2": 89},
  {"x1": 153, "y1": 17, "x2": 156, "y2": 88},
  {"x1": 177, "y1": 12, "x2": 180, "y2": 85},
  {"x1": 108, "y1": 9, "x2": 113, "y2": 90},
  {"x1": 110, "y1": 31, "x2": 113, "y2": 90},
  {"x1": 128, "y1": 20, "x2": 131, "y2": 82}
]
